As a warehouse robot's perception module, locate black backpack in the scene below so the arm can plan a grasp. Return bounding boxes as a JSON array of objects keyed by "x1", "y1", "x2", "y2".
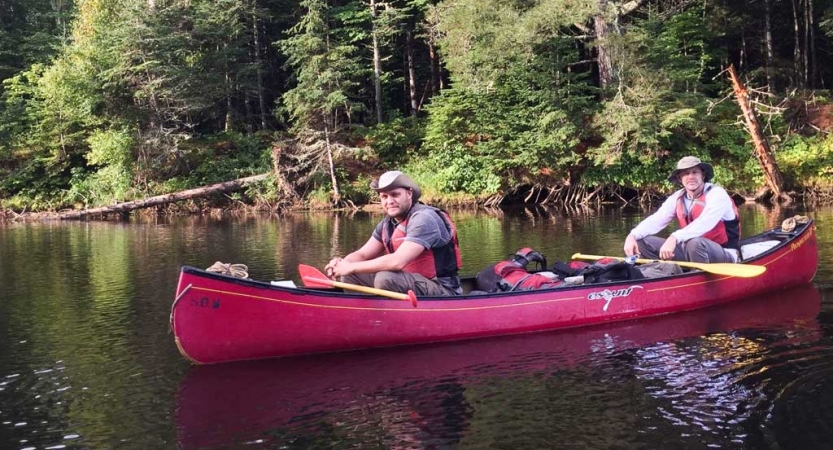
[{"x1": 580, "y1": 260, "x2": 645, "y2": 284}]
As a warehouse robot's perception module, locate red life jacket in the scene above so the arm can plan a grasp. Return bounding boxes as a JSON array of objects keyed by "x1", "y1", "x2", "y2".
[
  {"x1": 675, "y1": 185, "x2": 741, "y2": 249},
  {"x1": 476, "y1": 248, "x2": 562, "y2": 292},
  {"x1": 380, "y1": 204, "x2": 462, "y2": 284}
]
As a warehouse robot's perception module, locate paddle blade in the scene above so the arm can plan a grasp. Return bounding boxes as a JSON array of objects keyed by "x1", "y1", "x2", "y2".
[
  {"x1": 702, "y1": 263, "x2": 766, "y2": 278},
  {"x1": 298, "y1": 264, "x2": 335, "y2": 288},
  {"x1": 297, "y1": 264, "x2": 418, "y2": 306}
]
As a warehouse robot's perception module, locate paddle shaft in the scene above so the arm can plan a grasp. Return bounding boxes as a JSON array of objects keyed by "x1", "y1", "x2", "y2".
[
  {"x1": 298, "y1": 264, "x2": 418, "y2": 307},
  {"x1": 571, "y1": 253, "x2": 766, "y2": 278},
  {"x1": 308, "y1": 276, "x2": 412, "y2": 300}
]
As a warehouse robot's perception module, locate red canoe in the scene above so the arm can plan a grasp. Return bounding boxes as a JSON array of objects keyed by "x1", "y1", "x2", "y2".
[
  {"x1": 175, "y1": 283, "x2": 822, "y2": 449},
  {"x1": 170, "y1": 220, "x2": 818, "y2": 364}
]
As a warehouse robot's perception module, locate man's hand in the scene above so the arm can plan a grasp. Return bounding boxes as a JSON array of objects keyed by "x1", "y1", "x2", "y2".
[
  {"x1": 624, "y1": 234, "x2": 639, "y2": 256},
  {"x1": 325, "y1": 257, "x2": 343, "y2": 279},
  {"x1": 659, "y1": 235, "x2": 678, "y2": 260}
]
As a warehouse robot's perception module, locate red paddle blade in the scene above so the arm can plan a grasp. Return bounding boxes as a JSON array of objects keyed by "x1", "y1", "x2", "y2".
[{"x1": 298, "y1": 264, "x2": 335, "y2": 288}]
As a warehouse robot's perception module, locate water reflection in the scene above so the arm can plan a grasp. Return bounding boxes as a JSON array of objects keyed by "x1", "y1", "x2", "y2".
[
  {"x1": 2, "y1": 205, "x2": 833, "y2": 450},
  {"x1": 176, "y1": 284, "x2": 822, "y2": 449}
]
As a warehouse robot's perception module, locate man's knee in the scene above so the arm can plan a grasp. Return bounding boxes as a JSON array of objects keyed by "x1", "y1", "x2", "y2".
[
  {"x1": 373, "y1": 271, "x2": 400, "y2": 291},
  {"x1": 637, "y1": 236, "x2": 664, "y2": 258},
  {"x1": 683, "y1": 238, "x2": 708, "y2": 252},
  {"x1": 683, "y1": 237, "x2": 729, "y2": 263}
]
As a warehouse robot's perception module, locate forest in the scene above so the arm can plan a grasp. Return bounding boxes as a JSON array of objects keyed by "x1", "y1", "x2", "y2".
[{"x1": 1, "y1": 0, "x2": 833, "y2": 216}]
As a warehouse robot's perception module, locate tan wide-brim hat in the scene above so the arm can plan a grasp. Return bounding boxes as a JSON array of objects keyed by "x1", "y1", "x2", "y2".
[
  {"x1": 370, "y1": 171, "x2": 422, "y2": 202},
  {"x1": 667, "y1": 156, "x2": 714, "y2": 184}
]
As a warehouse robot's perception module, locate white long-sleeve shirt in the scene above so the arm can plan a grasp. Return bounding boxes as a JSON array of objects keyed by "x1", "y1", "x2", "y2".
[{"x1": 629, "y1": 183, "x2": 737, "y2": 243}]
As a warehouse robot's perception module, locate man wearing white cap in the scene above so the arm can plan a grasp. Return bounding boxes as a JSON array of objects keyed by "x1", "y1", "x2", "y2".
[
  {"x1": 623, "y1": 156, "x2": 741, "y2": 263},
  {"x1": 325, "y1": 171, "x2": 463, "y2": 295}
]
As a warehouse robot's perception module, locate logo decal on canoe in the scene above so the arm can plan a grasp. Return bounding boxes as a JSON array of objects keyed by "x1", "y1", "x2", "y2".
[
  {"x1": 790, "y1": 232, "x2": 812, "y2": 251},
  {"x1": 587, "y1": 285, "x2": 644, "y2": 311}
]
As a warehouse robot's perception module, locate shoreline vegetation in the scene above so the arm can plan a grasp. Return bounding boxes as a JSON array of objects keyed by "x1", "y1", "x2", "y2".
[
  {"x1": 2, "y1": 175, "x2": 832, "y2": 223},
  {"x1": 3, "y1": 1, "x2": 833, "y2": 222}
]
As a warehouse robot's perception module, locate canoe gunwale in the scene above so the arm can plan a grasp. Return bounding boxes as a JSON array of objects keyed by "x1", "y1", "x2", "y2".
[
  {"x1": 171, "y1": 220, "x2": 818, "y2": 363},
  {"x1": 178, "y1": 221, "x2": 811, "y2": 301}
]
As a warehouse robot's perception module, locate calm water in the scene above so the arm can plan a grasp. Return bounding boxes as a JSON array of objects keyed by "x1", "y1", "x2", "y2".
[{"x1": 1, "y1": 204, "x2": 832, "y2": 450}]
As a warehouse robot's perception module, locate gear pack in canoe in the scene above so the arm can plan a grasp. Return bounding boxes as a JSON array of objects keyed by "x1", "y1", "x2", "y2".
[{"x1": 475, "y1": 248, "x2": 647, "y2": 293}]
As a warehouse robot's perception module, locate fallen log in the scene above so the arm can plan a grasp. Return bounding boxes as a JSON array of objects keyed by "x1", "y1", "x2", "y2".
[{"x1": 58, "y1": 173, "x2": 271, "y2": 220}]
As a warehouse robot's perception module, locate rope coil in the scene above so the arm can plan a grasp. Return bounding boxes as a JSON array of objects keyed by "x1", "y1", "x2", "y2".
[
  {"x1": 781, "y1": 215, "x2": 810, "y2": 232},
  {"x1": 206, "y1": 261, "x2": 249, "y2": 279}
]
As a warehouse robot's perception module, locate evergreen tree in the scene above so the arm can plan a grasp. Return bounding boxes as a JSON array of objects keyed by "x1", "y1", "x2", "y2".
[{"x1": 279, "y1": 0, "x2": 364, "y2": 202}]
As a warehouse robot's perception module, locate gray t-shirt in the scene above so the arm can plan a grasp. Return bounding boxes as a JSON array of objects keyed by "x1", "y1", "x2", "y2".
[{"x1": 372, "y1": 205, "x2": 452, "y2": 250}]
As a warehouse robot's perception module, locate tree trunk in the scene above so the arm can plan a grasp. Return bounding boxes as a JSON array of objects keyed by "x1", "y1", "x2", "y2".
[
  {"x1": 727, "y1": 65, "x2": 787, "y2": 201},
  {"x1": 740, "y1": 29, "x2": 747, "y2": 71},
  {"x1": 370, "y1": 0, "x2": 384, "y2": 124},
  {"x1": 428, "y1": 40, "x2": 439, "y2": 96},
  {"x1": 224, "y1": 67, "x2": 233, "y2": 132},
  {"x1": 792, "y1": 0, "x2": 803, "y2": 88},
  {"x1": 594, "y1": 0, "x2": 613, "y2": 89},
  {"x1": 808, "y1": 0, "x2": 819, "y2": 87},
  {"x1": 324, "y1": 119, "x2": 340, "y2": 203},
  {"x1": 803, "y1": 0, "x2": 810, "y2": 86},
  {"x1": 589, "y1": 0, "x2": 649, "y2": 90},
  {"x1": 244, "y1": 91, "x2": 254, "y2": 135},
  {"x1": 764, "y1": 0, "x2": 775, "y2": 92},
  {"x1": 251, "y1": 0, "x2": 268, "y2": 130},
  {"x1": 58, "y1": 174, "x2": 271, "y2": 220},
  {"x1": 405, "y1": 26, "x2": 418, "y2": 116}
]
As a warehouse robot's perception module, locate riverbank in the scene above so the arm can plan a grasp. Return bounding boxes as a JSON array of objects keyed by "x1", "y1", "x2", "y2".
[{"x1": 3, "y1": 182, "x2": 832, "y2": 223}]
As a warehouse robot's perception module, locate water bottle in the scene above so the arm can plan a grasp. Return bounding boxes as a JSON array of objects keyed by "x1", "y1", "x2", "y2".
[{"x1": 624, "y1": 255, "x2": 638, "y2": 265}]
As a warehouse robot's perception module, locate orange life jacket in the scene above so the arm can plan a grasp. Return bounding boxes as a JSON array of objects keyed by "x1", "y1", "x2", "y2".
[
  {"x1": 675, "y1": 185, "x2": 741, "y2": 249},
  {"x1": 380, "y1": 204, "x2": 462, "y2": 284}
]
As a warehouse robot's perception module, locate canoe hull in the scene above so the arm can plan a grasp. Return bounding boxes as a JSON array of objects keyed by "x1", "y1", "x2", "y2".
[{"x1": 171, "y1": 222, "x2": 818, "y2": 364}]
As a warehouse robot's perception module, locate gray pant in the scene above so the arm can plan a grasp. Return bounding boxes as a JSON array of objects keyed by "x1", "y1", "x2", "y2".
[
  {"x1": 342, "y1": 271, "x2": 457, "y2": 296},
  {"x1": 637, "y1": 236, "x2": 735, "y2": 263}
]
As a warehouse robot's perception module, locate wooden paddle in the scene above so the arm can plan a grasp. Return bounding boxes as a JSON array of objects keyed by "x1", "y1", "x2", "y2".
[
  {"x1": 570, "y1": 253, "x2": 766, "y2": 278},
  {"x1": 298, "y1": 264, "x2": 418, "y2": 307}
]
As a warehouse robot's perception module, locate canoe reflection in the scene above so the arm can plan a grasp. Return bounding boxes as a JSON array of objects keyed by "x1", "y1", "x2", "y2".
[{"x1": 176, "y1": 283, "x2": 821, "y2": 449}]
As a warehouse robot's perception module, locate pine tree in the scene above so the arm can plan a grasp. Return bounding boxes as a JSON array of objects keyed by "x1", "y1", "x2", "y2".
[{"x1": 279, "y1": 0, "x2": 363, "y2": 203}]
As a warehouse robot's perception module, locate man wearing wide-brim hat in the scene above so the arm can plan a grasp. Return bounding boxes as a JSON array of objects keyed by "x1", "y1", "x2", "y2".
[
  {"x1": 324, "y1": 171, "x2": 463, "y2": 296},
  {"x1": 623, "y1": 156, "x2": 741, "y2": 263}
]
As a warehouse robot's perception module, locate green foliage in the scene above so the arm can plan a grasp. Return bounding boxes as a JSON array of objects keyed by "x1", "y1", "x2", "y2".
[
  {"x1": 436, "y1": 0, "x2": 596, "y2": 90},
  {"x1": 0, "y1": 0, "x2": 73, "y2": 93},
  {"x1": 4, "y1": 0, "x2": 833, "y2": 211},
  {"x1": 279, "y1": 0, "x2": 364, "y2": 131},
  {"x1": 587, "y1": 4, "x2": 747, "y2": 190},
  {"x1": 421, "y1": 57, "x2": 593, "y2": 195},
  {"x1": 365, "y1": 116, "x2": 425, "y2": 164},
  {"x1": 65, "y1": 128, "x2": 136, "y2": 206},
  {"x1": 822, "y1": 7, "x2": 833, "y2": 38},
  {"x1": 634, "y1": 9, "x2": 725, "y2": 95},
  {"x1": 86, "y1": 128, "x2": 133, "y2": 167},
  {"x1": 190, "y1": 132, "x2": 272, "y2": 185},
  {"x1": 777, "y1": 133, "x2": 833, "y2": 188}
]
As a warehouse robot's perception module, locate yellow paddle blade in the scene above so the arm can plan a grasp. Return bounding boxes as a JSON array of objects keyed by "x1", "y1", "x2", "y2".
[{"x1": 570, "y1": 253, "x2": 766, "y2": 278}]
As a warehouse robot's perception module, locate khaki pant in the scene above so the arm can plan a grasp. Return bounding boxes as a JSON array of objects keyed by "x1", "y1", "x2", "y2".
[
  {"x1": 637, "y1": 236, "x2": 735, "y2": 263},
  {"x1": 341, "y1": 271, "x2": 456, "y2": 296}
]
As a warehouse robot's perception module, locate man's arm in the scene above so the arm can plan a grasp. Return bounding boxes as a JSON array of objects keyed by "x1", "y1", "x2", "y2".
[
  {"x1": 628, "y1": 193, "x2": 679, "y2": 240},
  {"x1": 329, "y1": 240, "x2": 424, "y2": 278},
  {"x1": 343, "y1": 237, "x2": 385, "y2": 263},
  {"x1": 624, "y1": 192, "x2": 679, "y2": 255},
  {"x1": 326, "y1": 236, "x2": 384, "y2": 277}
]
